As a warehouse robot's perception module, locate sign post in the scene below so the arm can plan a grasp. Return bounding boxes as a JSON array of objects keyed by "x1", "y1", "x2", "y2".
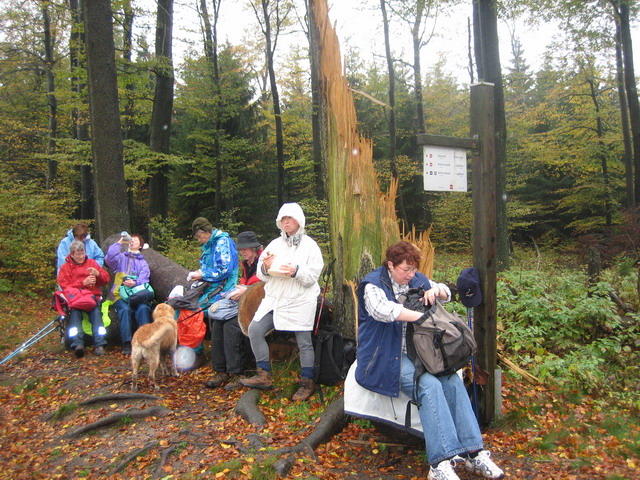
[{"x1": 416, "y1": 82, "x2": 498, "y2": 425}]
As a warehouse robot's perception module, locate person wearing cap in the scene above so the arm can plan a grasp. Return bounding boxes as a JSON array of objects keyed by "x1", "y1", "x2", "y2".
[
  {"x1": 352, "y1": 241, "x2": 504, "y2": 480},
  {"x1": 185, "y1": 217, "x2": 239, "y2": 371},
  {"x1": 240, "y1": 203, "x2": 324, "y2": 401},
  {"x1": 204, "y1": 231, "x2": 261, "y2": 390}
]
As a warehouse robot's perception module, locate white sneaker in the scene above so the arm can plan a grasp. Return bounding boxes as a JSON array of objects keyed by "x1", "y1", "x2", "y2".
[
  {"x1": 464, "y1": 450, "x2": 505, "y2": 479},
  {"x1": 428, "y1": 459, "x2": 460, "y2": 480}
]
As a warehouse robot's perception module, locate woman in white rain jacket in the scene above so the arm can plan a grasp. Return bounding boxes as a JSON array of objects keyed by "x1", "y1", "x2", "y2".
[{"x1": 240, "y1": 203, "x2": 324, "y2": 401}]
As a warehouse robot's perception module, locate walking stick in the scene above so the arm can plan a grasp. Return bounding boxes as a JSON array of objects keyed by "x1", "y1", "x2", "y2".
[
  {"x1": 466, "y1": 307, "x2": 479, "y2": 419},
  {"x1": 314, "y1": 259, "x2": 335, "y2": 335},
  {"x1": 0, "y1": 318, "x2": 59, "y2": 366}
]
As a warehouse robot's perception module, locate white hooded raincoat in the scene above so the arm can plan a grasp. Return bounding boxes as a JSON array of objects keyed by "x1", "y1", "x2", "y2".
[{"x1": 253, "y1": 203, "x2": 324, "y2": 331}]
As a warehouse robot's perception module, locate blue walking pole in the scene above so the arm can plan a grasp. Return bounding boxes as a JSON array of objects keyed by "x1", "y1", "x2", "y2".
[
  {"x1": 466, "y1": 306, "x2": 479, "y2": 419},
  {"x1": 457, "y1": 267, "x2": 483, "y2": 420},
  {"x1": 0, "y1": 318, "x2": 59, "y2": 366}
]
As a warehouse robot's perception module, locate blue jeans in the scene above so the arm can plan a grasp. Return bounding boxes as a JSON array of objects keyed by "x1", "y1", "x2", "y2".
[
  {"x1": 400, "y1": 353, "x2": 483, "y2": 465},
  {"x1": 114, "y1": 298, "x2": 151, "y2": 343},
  {"x1": 67, "y1": 306, "x2": 106, "y2": 348}
]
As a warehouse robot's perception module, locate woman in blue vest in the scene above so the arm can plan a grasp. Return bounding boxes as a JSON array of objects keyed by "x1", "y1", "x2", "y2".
[{"x1": 355, "y1": 241, "x2": 504, "y2": 480}]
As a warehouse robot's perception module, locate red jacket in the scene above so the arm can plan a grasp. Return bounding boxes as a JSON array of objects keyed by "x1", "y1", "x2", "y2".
[
  {"x1": 240, "y1": 249, "x2": 263, "y2": 286},
  {"x1": 58, "y1": 255, "x2": 110, "y2": 296}
]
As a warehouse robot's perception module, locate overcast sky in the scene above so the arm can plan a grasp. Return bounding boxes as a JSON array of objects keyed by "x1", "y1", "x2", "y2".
[{"x1": 149, "y1": 0, "x2": 639, "y2": 87}]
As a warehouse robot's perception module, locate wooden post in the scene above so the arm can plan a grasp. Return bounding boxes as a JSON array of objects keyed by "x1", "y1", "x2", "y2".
[{"x1": 470, "y1": 82, "x2": 498, "y2": 426}]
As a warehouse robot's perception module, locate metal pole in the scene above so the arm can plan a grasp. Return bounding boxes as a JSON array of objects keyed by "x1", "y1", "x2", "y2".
[{"x1": 0, "y1": 319, "x2": 59, "y2": 366}]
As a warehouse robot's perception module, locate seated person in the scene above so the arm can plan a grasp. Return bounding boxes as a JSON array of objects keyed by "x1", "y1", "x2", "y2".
[
  {"x1": 354, "y1": 241, "x2": 504, "y2": 480},
  {"x1": 58, "y1": 240, "x2": 110, "y2": 357},
  {"x1": 105, "y1": 233, "x2": 153, "y2": 355},
  {"x1": 240, "y1": 204, "x2": 324, "y2": 402},
  {"x1": 56, "y1": 223, "x2": 104, "y2": 274},
  {"x1": 205, "y1": 231, "x2": 260, "y2": 390}
]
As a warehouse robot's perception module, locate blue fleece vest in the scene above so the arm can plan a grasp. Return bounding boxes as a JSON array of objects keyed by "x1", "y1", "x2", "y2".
[{"x1": 355, "y1": 266, "x2": 430, "y2": 397}]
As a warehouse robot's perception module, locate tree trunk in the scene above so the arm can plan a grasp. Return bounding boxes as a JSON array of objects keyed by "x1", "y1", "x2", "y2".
[
  {"x1": 587, "y1": 77, "x2": 612, "y2": 226},
  {"x1": 83, "y1": 0, "x2": 130, "y2": 242},
  {"x1": 380, "y1": 0, "x2": 407, "y2": 227},
  {"x1": 306, "y1": 0, "x2": 327, "y2": 200},
  {"x1": 259, "y1": 0, "x2": 285, "y2": 206},
  {"x1": 618, "y1": 3, "x2": 640, "y2": 205},
  {"x1": 70, "y1": 0, "x2": 93, "y2": 220},
  {"x1": 148, "y1": 0, "x2": 175, "y2": 226},
  {"x1": 199, "y1": 0, "x2": 223, "y2": 223},
  {"x1": 473, "y1": 0, "x2": 509, "y2": 270},
  {"x1": 41, "y1": 1, "x2": 58, "y2": 189},
  {"x1": 614, "y1": 17, "x2": 635, "y2": 209},
  {"x1": 122, "y1": 0, "x2": 135, "y2": 141}
]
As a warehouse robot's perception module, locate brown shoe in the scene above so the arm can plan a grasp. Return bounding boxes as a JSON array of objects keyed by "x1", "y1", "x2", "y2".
[
  {"x1": 239, "y1": 368, "x2": 273, "y2": 390},
  {"x1": 223, "y1": 374, "x2": 245, "y2": 391},
  {"x1": 205, "y1": 372, "x2": 230, "y2": 388},
  {"x1": 292, "y1": 378, "x2": 314, "y2": 401}
]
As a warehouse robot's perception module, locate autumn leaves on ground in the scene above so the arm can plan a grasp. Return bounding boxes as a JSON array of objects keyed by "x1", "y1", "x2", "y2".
[{"x1": 0, "y1": 294, "x2": 637, "y2": 480}]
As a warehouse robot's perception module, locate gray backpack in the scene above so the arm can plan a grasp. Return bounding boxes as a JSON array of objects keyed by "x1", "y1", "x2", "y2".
[{"x1": 402, "y1": 288, "x2": 477, "y2": 377}]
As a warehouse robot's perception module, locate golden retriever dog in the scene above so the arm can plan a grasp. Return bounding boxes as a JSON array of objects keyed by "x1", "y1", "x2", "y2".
[
  {"x1": 131, "y1": 302, "x2": 179, "y2": 390},
  {"x1": 238, "y1": 281, "x2": 265, "y2": 335}
]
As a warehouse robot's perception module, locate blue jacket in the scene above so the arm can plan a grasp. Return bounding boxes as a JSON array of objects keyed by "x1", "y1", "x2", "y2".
[
  {"x1": 200, "y1": 230, "x2": 238, "y2": 293},
  {"x1": 355, "y1": 266, "x2": 431, "y2": 397},
  {"x1": 56, "y1": 229, "x2": 104, "y2": 273}
]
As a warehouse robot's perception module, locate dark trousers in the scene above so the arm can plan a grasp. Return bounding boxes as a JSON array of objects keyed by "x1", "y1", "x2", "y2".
[
  {"x1": 210, "y1": 316, "x2": 248, "y2": 375},
  {"x1": 67, "y1": 306, "x2": 106, "y2": 348}
]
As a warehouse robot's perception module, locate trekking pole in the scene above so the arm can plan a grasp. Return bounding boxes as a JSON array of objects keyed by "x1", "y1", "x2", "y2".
[
  {"x1": 314, "y1": 259, "x2": 335, "y2": 335},
  {"x1": 466, "y1": 307, "x2": 479, "y2": 419},
  {"x1": 0, "y1": 318, "x2": 59, "y2": 366}
]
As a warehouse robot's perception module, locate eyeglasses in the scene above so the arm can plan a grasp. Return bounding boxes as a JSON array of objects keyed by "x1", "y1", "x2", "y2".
[{"x1": 395, "y1": 265, "x2": 417, "y2": 274}]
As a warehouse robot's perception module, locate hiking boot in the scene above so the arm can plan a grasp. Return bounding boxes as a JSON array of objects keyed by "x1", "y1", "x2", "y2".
[
  {"x1": 464, "y1": 450, "x2": 504, "y2": 479},
  {"x1": 428, "y1": 459, "x2": 460, "y2": 480},
  {"x1": 292, "y1": 378, "x2": 315, "y2": 401},
  {"x1": 121, "y1": 342, "x2": 132, "y2": 355},
  {"x1": 239, "y1": 368, "x2": 273, "y2": 390},
  {"x1": 223, "y1": 375, "x2": 245, "y2": 391},
  {"x1": 73, "y1": 346, "x2": 85, "y2": 358},
  {"x1": 205, "y1": 372, "x2": 230, "y2": 388},
  {"x1": 94, "y1": 346, "x2": 105, "y2": 356}
]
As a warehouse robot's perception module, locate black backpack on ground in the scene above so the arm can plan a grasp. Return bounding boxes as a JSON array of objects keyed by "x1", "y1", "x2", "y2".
[{"x1": 312, "y1": 325, "x2": 356, "y2": 386}]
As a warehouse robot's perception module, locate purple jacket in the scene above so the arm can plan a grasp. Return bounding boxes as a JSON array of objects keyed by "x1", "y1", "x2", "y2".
[{"x1": 105, "y1": 243, "x2": 151, "y2": 287}]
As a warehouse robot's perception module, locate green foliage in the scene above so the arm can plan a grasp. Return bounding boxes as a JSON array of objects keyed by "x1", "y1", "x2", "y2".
[
  {"x1": 497, "y1": 254, "x2": 639, "y2": 404},
  {"x1": 0, "y1": 178, "x2": 73, "y2": 293},
  {"x1": 148, "y1": 216, "x2": 200, "y2": 269}
]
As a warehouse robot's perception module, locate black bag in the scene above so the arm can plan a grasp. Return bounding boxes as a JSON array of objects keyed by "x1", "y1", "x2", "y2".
[
  {"x1": 402, "y1": 288, "x2": 477, "y2": 377},
  {"x1": 312, "y1": 325, "x2": 356, "y2": 386}
]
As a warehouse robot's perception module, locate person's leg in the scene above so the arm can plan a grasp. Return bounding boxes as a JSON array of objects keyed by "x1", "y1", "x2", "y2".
[
  {"x1": 89, "y1": 305, "x2": 107, "y2": 348},
  {"x1": 400, "y1": 354, "x2": 468, "y2": 466},
  {"x1": 210, "y1": 319, "x2": 226, "y2": 372},
  {"x1": 439, "y1": 373, "x2": 483, "y2": 453},
  {"x1": 240, "y1": 312, "x2": 275, "y2": 389},
  {"x1": 66, "y1": 309, "x2": 84, "y2": 350},
  {"x1": 133, "y1": 302, "x2": 151, "y2": 330},
  {"x1": 295, "y1": 330, "x2": 315, "y2": 379},
  {"x1": 115, "y1": 299, "x2": 133, "y2": 343},
  {"x1": 222, "y1": 317, "x2": 246, "y2": 375},
  {"x1": 247, "y1": 312, "x2": 274, "y2": 371},
  {"x1": 291, "y1": 330, "x2": 315, "y2": 401}
]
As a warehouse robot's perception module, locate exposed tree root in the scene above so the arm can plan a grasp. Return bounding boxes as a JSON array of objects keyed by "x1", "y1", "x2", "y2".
[
  {"x1": 153, "y1": 445, "x2": 177, "y2": 478},
  {"x1": 79, "y1": 393, "x2": 159, "y2": 405},
  {"x1": 271, "y1": 396, "x2": 347, "y2": 476},
  {"x1": 234, "y1": 388, "x2": 266, "y2": 427},
  {"x1": 112, "y1": 440, "x2": 158, "y2": 474},
  {"x1": 63, "y1": 405, "x2": 171, "y2": 438}
]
